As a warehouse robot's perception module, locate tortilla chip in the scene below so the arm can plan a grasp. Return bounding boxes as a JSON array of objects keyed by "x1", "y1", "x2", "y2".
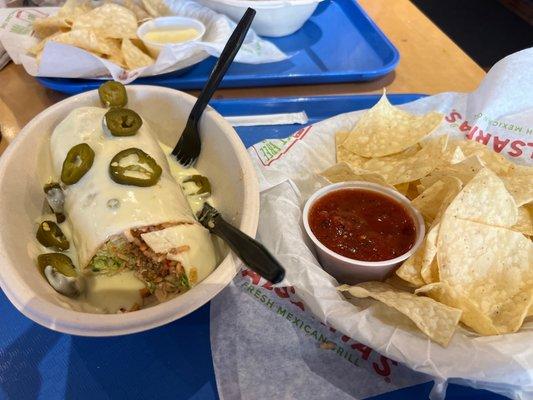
[
  {"x1": 50, "y1": 29, "x2": 121, "y2": 57},
  {"x1": 384, "y1": 275, "x2": 417, "y2": 291},
  {"x1": 32, "y1": 0, "x2": 91, "y2": 38},
  {"x1": 361, "y1": 135, "x2": 448, "y2": 185},
  {"x1": 335, "y1": 131, "x2": 348, "y2": 145},
  {"x1": 319, "y1": 162, "x2": 395, "y2": 190},
  {"x1": 141, "y1": 0, "x2": 171, "y2": 17},
  {"x1": 499, "y1": 172, "x2": 533, "y2": 207},
  {"x1": 130, "y1": 38, "x2": 150, "y2": 54},
  {"x1": 442, "y1": 168, "x2": 517, "y2": 227},
  {"x1": 425, "y1": 141, "x2": 532, "y2": 207},
  {"x1": 415, "y1": 282, "x2": 500, "y2": 335},
  {"x1": 341, "y1": 93, "x2": 443, "y2": 158},
  {"x1": 72, "y1": 4, "x2": 138, "y2": 39},
  {"x1": 436, "y1": 216, "x2": 533, "y2": 334},
  {"x1": 412, "y1": 177, "x2": 462, "y2": 224},
  {"x1": 395, "y1": 253, "x2": 425, "y2": 287},
  {"x1": 122, "y1": 0, "x2": 152, "y2": 21},
  {"x1": 419, "y1": 154, "x2": 485, "y2": 189},
  {"x1": 405, "y1": 181, "x2": 421, "y2": 201},
  {"x1": 33, "y1": 16, "x2": 71, "y2": 39},
  {"x1": 27, "y1": 31, "x2": 63, "y2": 56},
  {"x1": 59, "y1": 0, "x2": 92, "y2": 20},
  {"x1": 121, "y1": 38, "x2": 154, "y2": 70},
  {"x1": 417, "y1": 282, "x2": 533, "y2": 336},
  {"x1": 444, "y1": 145, "x2": 466, "y2": 164},
  {"x1": 394, "y1": 182, "x2": 409, "y2": 195},
  {"x1": 419, "y1": 225, "x2": 440, "y2": 284},
  {"x1": 335, "y1": 131, "x2": 368, "y2": 167},
  {"x1": 398, "y1": 175, "x2": 463, "y2": 287},
  {"x1": 398, "y1": 143, "x2": 423, "y2": 157},
  {"x1": 452, "y1": 139, "x2": 515, "y2": 175},
  {"x1": 339, "y1": 282, "x2": 462, "y2": 346},
  {"x1": 512, "y1": 205, "x2": 532, "y2": 236},
  {"x1": 397, "y1": 222, "x2": 440, "y2": 286}
]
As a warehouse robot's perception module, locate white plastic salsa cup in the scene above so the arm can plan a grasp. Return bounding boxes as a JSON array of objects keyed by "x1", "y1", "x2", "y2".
[{"x1": 302, "y1": 181, "x2": 425, "y2": 284}]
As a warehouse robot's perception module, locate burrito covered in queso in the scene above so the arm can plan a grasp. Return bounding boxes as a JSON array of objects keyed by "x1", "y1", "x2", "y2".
[{"x1": 35, "y1": 84, "x2": 217, "y2": 313}]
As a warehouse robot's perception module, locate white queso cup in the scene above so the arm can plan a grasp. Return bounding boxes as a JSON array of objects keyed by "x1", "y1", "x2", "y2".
[
  {"x1": 302, "y1": 181, "x2": 425, "y2": 285},
  {"x1": 137, "y1": 16, "x2": 206, "y2": 57}
]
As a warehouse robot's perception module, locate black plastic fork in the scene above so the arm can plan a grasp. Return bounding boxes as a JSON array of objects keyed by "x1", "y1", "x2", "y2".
[
  {"x1": 198, "y1": 203, "x2": 286, "y2": 284},
  {"x1": 172, "y1": 8, "x2": 256, "y2": 167}
]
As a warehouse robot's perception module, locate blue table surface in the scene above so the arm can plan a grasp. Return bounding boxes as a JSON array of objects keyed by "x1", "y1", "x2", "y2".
[{"x1": 0, "y1": 94, "x2": 507, "y2": 400}]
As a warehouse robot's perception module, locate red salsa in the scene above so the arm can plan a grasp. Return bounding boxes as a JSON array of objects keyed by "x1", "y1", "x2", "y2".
[{"x1": 308, "y1": 189, "x2": 416, "y2": 262}]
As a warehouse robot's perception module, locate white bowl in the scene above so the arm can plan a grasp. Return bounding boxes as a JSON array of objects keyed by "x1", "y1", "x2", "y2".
[
  {"x1": 197, "y1": 0, "x2": 323, "y2": 37},
  {"x1": 137, "y1": 16, "x2": 206, "y2": 57},
  {"x1": 302, "y1": 182, "x2": 425, "y2": 284},
  {"x1": 0, "y1": 86, "x2": 259, "y2": 336}
]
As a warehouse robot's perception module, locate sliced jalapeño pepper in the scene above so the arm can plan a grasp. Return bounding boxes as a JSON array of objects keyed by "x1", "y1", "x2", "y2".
[
  {"x1": 61, "y1": 143, "x2": 95, "y2": 185},
  {"x1": 184, "y1": 175, "x2": 211, "y2": 195},
  {"x1": 36, "y1": 220, "x2": 70, "y2": 251},
  {"x1": 43, "y1": 182, "x2": 66, "y2": 223},
  {"x1": 103, "y1": 108, "x2": 142, "y2": 137},
  {"x1": 37, "y1": 253, "x2": 77, "y2": 278},
  {"x1": 98, "y1": 81, "x2": 127, "y2": 108},
  {"x1": 109, "y1": 147, "x2": 162, "y2": 187}
]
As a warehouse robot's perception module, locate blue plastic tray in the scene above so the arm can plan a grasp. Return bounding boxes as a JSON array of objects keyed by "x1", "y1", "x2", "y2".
[
  {"x1": 35, "y1": 0, "x2": 399, "y2": 95},
  {"x1": 0, "y1": 95, "x2": 506, "y2": 400}
]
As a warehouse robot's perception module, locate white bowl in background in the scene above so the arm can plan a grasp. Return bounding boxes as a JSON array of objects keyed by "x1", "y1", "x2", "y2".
[
  {"x1": 197, "y1": 0, "x2": 323, "y2": 37},
  {"x1": 302, "y1": 181, "x2": 425, "y2": 284},
  {"x1": 0, "y1": 85, "x2": 259, "y2": 336},
  {"x1": 137, "y1": 16, "x2": 206, "y2": 57}
]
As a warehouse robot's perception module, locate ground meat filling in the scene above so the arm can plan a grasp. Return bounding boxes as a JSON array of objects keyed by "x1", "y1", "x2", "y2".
[
  {"x1": 88, "y1": 223, "x2": 191, "y2": 304},
  {"x1": 128, "y1": 223, "x2": 191, "y2": 301}
]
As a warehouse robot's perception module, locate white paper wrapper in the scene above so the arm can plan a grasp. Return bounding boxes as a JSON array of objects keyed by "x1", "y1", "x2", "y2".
[
  {"x1": 211, "y1": 273, "x2": 432, "y2": 400},
  {"x1": 225, "y1": 111, "x2": 309, "y2": 126},
  {"x1": 0, "y1": 2, "x2": 287, "y2": 83},
  {"x1": 216, "y1": 48, "x2": 533, "y2": 399}
]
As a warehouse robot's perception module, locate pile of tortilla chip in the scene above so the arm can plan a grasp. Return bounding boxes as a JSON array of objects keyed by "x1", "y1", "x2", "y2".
[
  {"x1": 29, "y1": 0, "x2": 171, "y2": 70},
  {"x1": 322, "y1": 93, "x2": 533, "y2": 347}
]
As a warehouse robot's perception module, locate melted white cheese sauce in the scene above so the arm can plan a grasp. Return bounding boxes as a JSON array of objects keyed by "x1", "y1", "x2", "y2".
[
  {"x1": 84, "y1": 271, "x2": 145, "y2": 313},
  {"x1": 160, "y1": 142, "x2": 215, "y2": 216}
]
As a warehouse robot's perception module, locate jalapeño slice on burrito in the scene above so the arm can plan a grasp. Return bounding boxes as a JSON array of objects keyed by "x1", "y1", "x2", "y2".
[{"x1": 49, "y1": 106, "x2": 217, "y2": 312}]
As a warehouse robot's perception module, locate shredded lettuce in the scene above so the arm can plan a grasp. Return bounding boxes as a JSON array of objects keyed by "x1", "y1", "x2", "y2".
[
  {"x1": 88, "y1": 237, "x2": 128, "y2": 275},
  {"x1": 146, "y1": 281, "x2": 156, "y2": 294},
  {"x1": 89, "y1": 254, "x2": 124, "y2": 274},
  {"x1": 179, "y1": 273, "x2": 190, "y2": 290}
]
